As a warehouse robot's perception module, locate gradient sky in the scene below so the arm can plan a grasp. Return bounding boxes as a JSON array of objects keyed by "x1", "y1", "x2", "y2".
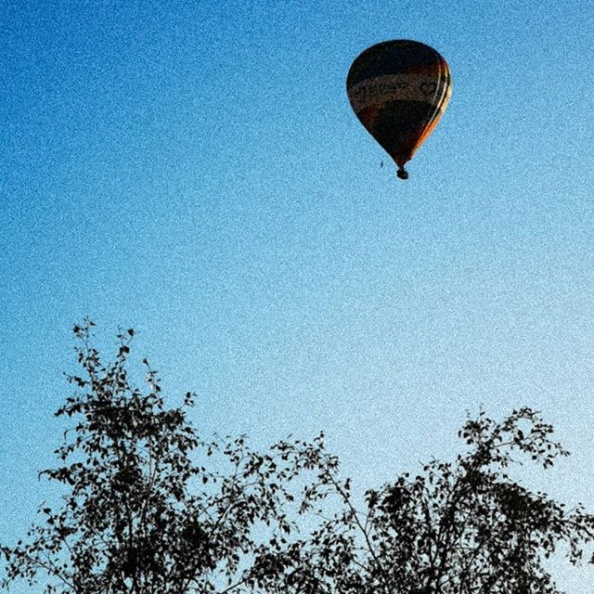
[{"x1": 2, "y1": 1, "x2": 594, "y2": 591}]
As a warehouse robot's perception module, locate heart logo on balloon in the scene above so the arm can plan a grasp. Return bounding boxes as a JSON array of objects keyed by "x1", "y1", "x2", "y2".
[{"x1": 420, "y1": 82, "x2": 437, "y2": 96}]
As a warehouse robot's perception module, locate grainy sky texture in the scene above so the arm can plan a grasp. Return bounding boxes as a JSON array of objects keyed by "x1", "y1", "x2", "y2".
[{"x1": 1, "y1": 1, "x2": 594, "y2": 591}]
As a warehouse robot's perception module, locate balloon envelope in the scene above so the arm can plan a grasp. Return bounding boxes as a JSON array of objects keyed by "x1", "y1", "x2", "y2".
[{"x1": 347, "y1": 40, "x2": 452, "y2": 178}]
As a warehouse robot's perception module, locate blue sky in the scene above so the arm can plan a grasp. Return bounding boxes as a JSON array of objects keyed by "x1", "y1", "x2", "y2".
[{"x1": 2, "y1": 1, "x2": 594, "y2": 590}]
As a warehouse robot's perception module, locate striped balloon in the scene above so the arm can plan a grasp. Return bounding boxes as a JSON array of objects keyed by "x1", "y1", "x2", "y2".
[{"x1": 347, "y1": 40, "x2": 452, "y2": 179}]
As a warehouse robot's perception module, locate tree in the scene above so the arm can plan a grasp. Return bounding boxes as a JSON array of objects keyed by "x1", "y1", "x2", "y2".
[
  {"x1": 1, "y1": 320, "x2": 333, "y2": 594},
  {"x1": 252, "y1": 409, "x2": 594, "y2": 594},
  {"x1": 3, "y1": 322, "x2": 594, "y2": 594}
]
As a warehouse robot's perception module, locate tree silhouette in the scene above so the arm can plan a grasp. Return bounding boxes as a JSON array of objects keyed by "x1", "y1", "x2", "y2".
[
  {"x1": 252, "y1": 409, "x2": 594, "y2": 594},
  {"x1": 1, "y1": 320, "x2": 333, "y2": 594},
  {"x1": 3, "y1": 322, "x2": 594, "y2": 593}
]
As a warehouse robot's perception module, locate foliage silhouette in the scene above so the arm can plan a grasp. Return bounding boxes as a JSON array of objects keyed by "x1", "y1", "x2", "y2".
[
  {"x1": 2, "y1": 321, "x2": 594, "y2": 593},
  {"x1": 1, "y1": 321, "x2": 333, "y2": 593},
  {"x1": 255, "y1": 408, "x2": 594, "y2": 594}
]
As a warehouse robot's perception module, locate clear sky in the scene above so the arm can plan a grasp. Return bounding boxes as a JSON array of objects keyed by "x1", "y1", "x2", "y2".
[{"x1": 1, "y1": 1, "x2": 594, "y2": 591}]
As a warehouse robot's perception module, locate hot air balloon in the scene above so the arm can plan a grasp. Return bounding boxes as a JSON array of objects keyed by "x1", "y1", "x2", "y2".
[{"x1": 347, "y1": 40, "x2": 452, "y2": 179}]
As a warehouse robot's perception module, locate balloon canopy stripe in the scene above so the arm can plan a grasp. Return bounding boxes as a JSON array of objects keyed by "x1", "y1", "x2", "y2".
[{"x1": 348, "y1": 74, "x2": 450, "y2": 111}]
